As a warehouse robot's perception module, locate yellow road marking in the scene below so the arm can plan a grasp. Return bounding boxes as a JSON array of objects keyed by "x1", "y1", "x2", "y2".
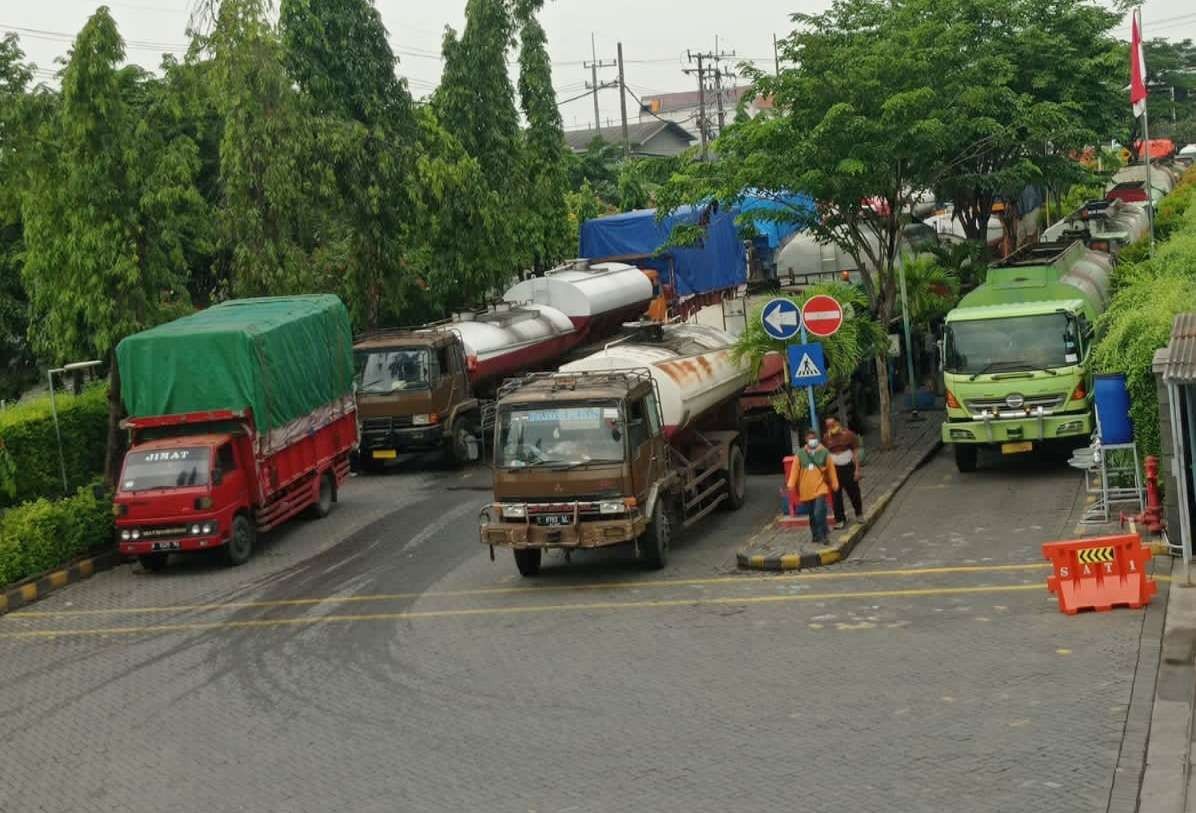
[
  {"x1": 9, "y1": 562, "x2": 1055, "y2": 619},
  {"x1": 0, "y1": 584, "x2": 1047, "y2": 640}
]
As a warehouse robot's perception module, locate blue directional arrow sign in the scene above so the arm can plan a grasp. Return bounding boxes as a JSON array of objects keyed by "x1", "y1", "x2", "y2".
[
  {"x1": 787, "y1": 342, "x2": 828, "y2": 387},
  {"x1": 761, "y1": 298, "x2": 801, "y2": 341}
]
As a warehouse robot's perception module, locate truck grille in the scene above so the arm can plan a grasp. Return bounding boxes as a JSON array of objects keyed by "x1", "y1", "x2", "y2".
[
  {"x1": 964, "y1": 393, "x2": 1067, "y2": 416},
  {"x1": 361, "y1": 416, "x2": 413, "y2": 436}
]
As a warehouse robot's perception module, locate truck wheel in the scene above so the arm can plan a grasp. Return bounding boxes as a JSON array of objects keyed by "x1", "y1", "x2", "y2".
[
  {"x1": 448, "y1": 421, "x2": 477, "y2": 466},
  {"x1": 513, "y1": 548, "x2": 542, "y2": 577},
  {"x1": 309, "y1": 472, "x2": 335, "y2": 519},
  {"x1": 954, "y1": 444, "x2": 978, "y2": 473},
  {"x1": 139, "y1": 553, "x2": 169, "y2": 573},
  {"x1": 639, "y1": 501, "x2": 671, "y2": 570},
  {"x1": 721, "y1": 444, "x2": 747, "y2": 511},
  {"x1": 224, "y1": 514, "x2": 255, "y2": 566}
]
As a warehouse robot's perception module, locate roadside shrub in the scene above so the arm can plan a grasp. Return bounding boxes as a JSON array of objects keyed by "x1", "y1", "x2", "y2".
[
  {"x1": 0, "y1": 482, "x2": 113, "y2": 588},
  {"x1": 1094, "y1": 201, "x2": 1196, "y2": 459},
  {"x1": 0, "y1": 384, "x2": 108, "y2": 506}
]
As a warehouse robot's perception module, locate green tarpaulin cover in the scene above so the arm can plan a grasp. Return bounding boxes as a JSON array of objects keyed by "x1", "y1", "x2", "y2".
[{"x1": 117, "y1": 295, "x2": 354, "y2": 434}]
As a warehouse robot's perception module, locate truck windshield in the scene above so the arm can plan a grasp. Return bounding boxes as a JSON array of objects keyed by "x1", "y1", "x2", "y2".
[
  {"x1": 355, "y1": 348, "x2": 430, "y2": 394},
  {"x1": 497, "y1": 403, "x2": 625, "y2": 468},
  {"x1": 121, "y1": 448, "x2": 210, "y2": 492},
  {"x1": 944, "y1": 313, "x2": 1079, "y2": 375}
]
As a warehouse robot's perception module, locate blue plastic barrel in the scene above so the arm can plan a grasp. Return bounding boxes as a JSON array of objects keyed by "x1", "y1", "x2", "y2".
[{"x1": 1094, "y1": 373, "x2": 1133, "y2": 444}]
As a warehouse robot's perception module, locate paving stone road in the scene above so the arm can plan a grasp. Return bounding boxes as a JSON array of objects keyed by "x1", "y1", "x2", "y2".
[{"x1": 0, "y1": 445, "x2": 1167, "y2": 812}]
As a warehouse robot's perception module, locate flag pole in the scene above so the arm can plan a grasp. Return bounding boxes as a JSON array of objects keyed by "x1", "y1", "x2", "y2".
[{"x1": 1142, "y1": 104, "x2": 1156, "y2": 255}]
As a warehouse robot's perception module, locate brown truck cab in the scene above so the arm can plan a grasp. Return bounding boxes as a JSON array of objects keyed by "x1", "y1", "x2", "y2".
[
  {"x1": 479, "y1": 369, "x2": 746, "y2": 576},
  {"x1": 353, "y1": 329, "x2": 480, "y2": 467}
]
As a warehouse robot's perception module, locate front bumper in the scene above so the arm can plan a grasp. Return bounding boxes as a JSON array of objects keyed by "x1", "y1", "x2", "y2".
[
  {"x1": 118, "y1": 534, "x2": 224, "y2": 556},
  {"x1": 360, "y1": 425, "x2": 445, "y2": 454},
  {"x1": 479, "y1": 513, "x2": 649, "y2": 550},
  {"x1": 941, "y1": 411, "x2": 1092, "y2": 445}
]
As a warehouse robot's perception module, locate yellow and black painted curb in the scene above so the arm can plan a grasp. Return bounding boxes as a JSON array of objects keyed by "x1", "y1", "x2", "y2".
[
  {"x1": 736, "y1": 441, "x2": 944, "y2": 573},
  {"x1": 0, "y1": 549, "x2": 119, "y2": 616}
]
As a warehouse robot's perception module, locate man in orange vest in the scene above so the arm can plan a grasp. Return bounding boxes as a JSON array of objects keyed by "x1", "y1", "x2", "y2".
[{"x1": 787, "y1": 429, "x2": 839, "y2": 545}]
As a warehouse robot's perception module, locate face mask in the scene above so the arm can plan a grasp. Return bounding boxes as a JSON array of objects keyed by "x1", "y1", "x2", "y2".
[{"x1": 806, "y1": 439, "x2": 819, "y2": 449}]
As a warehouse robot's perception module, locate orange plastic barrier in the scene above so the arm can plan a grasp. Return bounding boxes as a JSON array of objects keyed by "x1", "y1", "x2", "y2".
[{"x1": 1041, "y1": 534, "x2": 1156, "y2": 615}]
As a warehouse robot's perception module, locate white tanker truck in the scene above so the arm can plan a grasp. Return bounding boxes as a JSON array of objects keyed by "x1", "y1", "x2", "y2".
[{"x1": 479, "y1": 323, "x2": 751, "y2": 576}]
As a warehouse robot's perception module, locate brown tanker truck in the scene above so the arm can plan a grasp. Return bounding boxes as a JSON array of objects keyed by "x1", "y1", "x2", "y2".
[
  {"x1": 478, "y1": 323, "x2": 751, "y2": 576},
  {"x1": 354, "y1": 261, "x2": 656, "y2": 469}
]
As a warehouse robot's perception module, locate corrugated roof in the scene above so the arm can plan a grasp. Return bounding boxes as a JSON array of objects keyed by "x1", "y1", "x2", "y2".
[
  {"x1": 1161, "y1": 312, "x2": 1196, "y2": 382},
  {"x1": 562, "y1": 120, "x2": 695, "y2": 153}
]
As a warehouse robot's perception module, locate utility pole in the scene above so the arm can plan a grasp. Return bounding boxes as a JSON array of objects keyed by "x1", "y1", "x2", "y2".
[
  {"x1": 684, "y1": 50, "x2": 709, "y2": 158},
  {"x1": 710, "y1": 43, "x2": 736, "y2": 134},
  {"x1": 584, "y1": 33, "x2": 617, "y2": 132},
  {"x1": 773, "y1": 33, "x2": 780, "y2": 76},
  {"x1": 617, "y1": 42, "x2": 630, "y2": 157}
]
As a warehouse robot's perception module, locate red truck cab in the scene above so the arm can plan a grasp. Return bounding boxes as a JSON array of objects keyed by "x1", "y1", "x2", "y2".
[{"x1": 114, "y1": 408, "x2": 353, "y2": 570}]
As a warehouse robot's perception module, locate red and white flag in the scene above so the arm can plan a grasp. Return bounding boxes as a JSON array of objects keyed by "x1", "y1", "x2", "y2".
[{"x1": 1130, "y1": 8, "x2": 1148, "y2": 118}]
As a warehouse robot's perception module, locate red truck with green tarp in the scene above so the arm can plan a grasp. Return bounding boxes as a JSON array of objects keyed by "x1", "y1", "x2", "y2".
[{"x1": 113, "y1": 295, "x2": 358, "y2": 570}]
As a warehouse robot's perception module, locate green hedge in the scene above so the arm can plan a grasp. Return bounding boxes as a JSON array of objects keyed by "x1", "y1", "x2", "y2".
[
  {"x1": 0, "y1": 385, "x2": 109, "y2": 507},
  {"x1": 0, "y1": 482, "x2": 113, "y2": 588},
  {"x1": 1093, "y1": 167, "x2": 1196, "y2": 459}
]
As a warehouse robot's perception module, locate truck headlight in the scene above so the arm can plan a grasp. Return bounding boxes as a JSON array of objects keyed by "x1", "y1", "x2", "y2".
[
  {"x1": 190, "y1": 524, "x2": 202, "y2": 535},
  {"x1": 599, "y1": 501, "x2": 624, "y2": 515},
  {"x1": 120, "y1": 530, "x2": 131, "y2": 541},
  {"x1": 502, "y1": 504, "x2": 526, "y2": 519},
  {"x1": 202, "y1": 522, "x2": 216, "y2": 535},
  {"x1": 412, "y1": 414, "x2": 436, "y2": 426},
  {"x1": 130, "y1": 529, "x2": 141, "y2": 540}
]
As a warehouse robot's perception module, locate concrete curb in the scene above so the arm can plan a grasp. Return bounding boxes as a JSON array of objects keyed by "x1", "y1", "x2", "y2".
[
  {"x1": 737, "y1": 440, "x2": 944, "y2": 572},
  {"x1": 0, "y1": 548, "x2": 120, "y2": 616}
]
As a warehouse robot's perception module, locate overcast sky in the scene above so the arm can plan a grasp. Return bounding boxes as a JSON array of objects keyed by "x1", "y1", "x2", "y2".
[{"x1": 6, "y1": 0, "x2": 1196, "y2": 131}]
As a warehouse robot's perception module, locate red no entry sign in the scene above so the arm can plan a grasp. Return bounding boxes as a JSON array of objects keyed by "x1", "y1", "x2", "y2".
[{"x1": 802, "y1": 295, "x2": 844, "y2": 337}]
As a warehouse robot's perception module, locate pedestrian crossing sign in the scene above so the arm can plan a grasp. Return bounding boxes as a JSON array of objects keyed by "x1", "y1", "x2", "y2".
[{"x1": 787, "y1": 342, "x2": 828, "y2": 387}]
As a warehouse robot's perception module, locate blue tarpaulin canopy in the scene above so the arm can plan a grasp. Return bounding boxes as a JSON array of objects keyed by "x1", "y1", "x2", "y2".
[
  {"x1": 579, "y1": 205, "x2": 745, "y2": 297},
  {"x1": 737, "y1": 191, "x2": 815, "y2": 250}
]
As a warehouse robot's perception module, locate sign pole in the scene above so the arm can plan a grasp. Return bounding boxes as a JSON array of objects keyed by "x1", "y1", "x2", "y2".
[{"x1": 801, "y1": 322, "x2": 817, "y2": 434}]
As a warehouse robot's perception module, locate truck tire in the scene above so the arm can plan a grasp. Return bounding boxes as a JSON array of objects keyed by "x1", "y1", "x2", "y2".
[
  {"x1": 721, "y1": 444, "x2": 747, "y2": 511},
  {"x1": 309, "y1": 472, "x2": 335, "y2": 519},
  {"x1": 139, "y1": 553, "x2": 169, "y2": 572},
  {"x1": 513, "y1": 548, "x2": 542, "y2": 577},
  {"x1": 639, "y1": 500, "x2": 672, "y2": 570},
  {"x1": 224, "y1": 514, "x2": 255, "y2": 566},
  {"x1": 954, "y1": 444, "x2": 978, "y2": 473},
  {"x1": 448, "y1": 418, "x2": 478, "y2": 466}
]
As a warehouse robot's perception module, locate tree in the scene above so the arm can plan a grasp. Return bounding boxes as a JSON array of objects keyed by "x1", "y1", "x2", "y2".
[
  {"x1": 1142, "y1": 38, "x2": 1196, "y2": 145},
  {"x1": 20, "y1": 9, "x2": 204, "y2": 482},
  {"x1": 921, "y1": 0, "x2": 1123, "y2": 247},
  {"x1": 206, "y1": 0, "x2": 328, "y2": 298},
  {"x1": 281, "y1": 0, "x2": 420, "y2": 328},
  {"x1": 432, "y1": 0, "x2": 521, "y2": 300},
  {"x1": 514, "y1": 1, "x2": 571, "y2": 272},
  {"x1": 658, "y1": 0, "x2": 951, "y2": 447},
  {"x1": 0, "y1": 35, "x2": 39, "y2": 400}
]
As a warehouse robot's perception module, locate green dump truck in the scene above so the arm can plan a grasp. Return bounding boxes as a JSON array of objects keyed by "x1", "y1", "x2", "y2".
[{"x1": 941, "y1": 241, "x2": 1112, "y2": 472}]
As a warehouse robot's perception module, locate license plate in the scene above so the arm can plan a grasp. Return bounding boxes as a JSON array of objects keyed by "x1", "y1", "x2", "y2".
[
  {"x1": 537, "y1": 514, "x2": 573, "y2": 527},
  {"x1": 1001, "y1": 441, "x2": 1033, "y2": 455},
  {"x1": 151, "y1": 540, "x2": 181, "y2": 552},
  {"x1": 372, "y1": 450, "x2": 397, "y2": 460}
]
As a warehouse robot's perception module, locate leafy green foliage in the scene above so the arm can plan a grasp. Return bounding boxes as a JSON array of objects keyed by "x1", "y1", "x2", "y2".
[
  {"x1": 896, "y1": 254, "x2": 960, "y2": 327},
  {"x1": 208, "y1": 0, "x2": 327, "y2": 298},
  {"x1": 0, "y1": 386, "x2": 108, "y2": 506},
  {"x1": 918, "y1": 0, "x2": 1123, "y2": 241},
  {"x1": 1093, "y1": 181, "x2": 1196, "y2": 459},
  {"x1": 281, "y1": 0, "x2": 420, "y2": 328},
  {"x1": 514, "y1": 3, "x2": 570, "y2": 272},
  {"x1": 0, "y1": 481, "x2": 113, "y2": 588},
  {"x1": 20, "y1": 9, "x2": 200, "y2": 363}
]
